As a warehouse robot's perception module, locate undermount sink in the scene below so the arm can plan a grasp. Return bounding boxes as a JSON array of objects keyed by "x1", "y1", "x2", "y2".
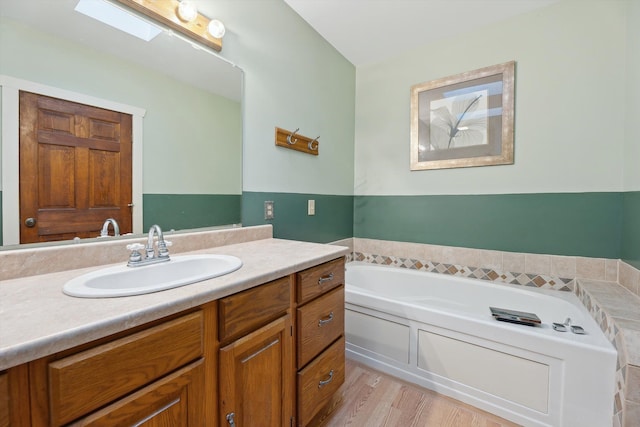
[{"x1": 63, "y1": 254, "x2": 243, "y2": 298}]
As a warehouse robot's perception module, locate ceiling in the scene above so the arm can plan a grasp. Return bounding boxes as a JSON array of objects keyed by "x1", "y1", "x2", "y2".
[{"x1": 283, "y1": 0, "x2": 559, "y2": 66}]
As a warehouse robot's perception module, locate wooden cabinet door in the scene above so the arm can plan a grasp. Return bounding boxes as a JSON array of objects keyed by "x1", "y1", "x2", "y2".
[
  {"x1": 219, "y1": 315, "x2": 293, "y2": 427},
  {"x1": 19, "y1": 91, "x2": 132, "y2": 243},
  {"x1": 0, "y1": 373, "x2": 8, "y2": 427},
  {"x1": 71, "y1": 359, "x2": 204, "y2": 426}
]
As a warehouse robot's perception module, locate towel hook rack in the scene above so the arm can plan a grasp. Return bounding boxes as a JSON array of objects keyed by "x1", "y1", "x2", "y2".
[
  {"x1": 308, "y1": 136, "x2": 320, "y2": 151},
  {"x1": 287, "y1": 128, "x2": 299, "y2": 145},
  {"x1": 275, "y1": 127, "x2": 319, "y2": 155}
]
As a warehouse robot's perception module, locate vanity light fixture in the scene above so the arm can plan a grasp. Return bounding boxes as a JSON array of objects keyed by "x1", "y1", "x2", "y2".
[{"x1": 114, "y1": 0, "x2": 225, "y2": 52}]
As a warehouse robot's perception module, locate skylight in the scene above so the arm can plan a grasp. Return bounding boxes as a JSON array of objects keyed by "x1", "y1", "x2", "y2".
[{"x1": 74, "y1": 0, "x2": 162, "y2": 42}]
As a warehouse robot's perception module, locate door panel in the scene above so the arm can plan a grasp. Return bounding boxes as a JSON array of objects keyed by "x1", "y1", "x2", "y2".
[
  {"x1": 19, "y1": 91, "x2": 132, "y2": 243},
  {"x1": 219, "y1": 315, "x2": 293, "y2": 427}
]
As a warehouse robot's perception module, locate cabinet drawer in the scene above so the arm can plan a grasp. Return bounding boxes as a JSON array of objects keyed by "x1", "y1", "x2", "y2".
[
  {"x1": 297, "y1": 286, "x2": 344, "y2": 368},
  {"x1": 297, "y1": 337, "x2": 345, "y2": 427},
  {"x1": 48, "y1": 311, "x2": 203, "y2": 426},
  {"x1": 296, "y1": 258, "x2": 344, "y2": 305},
  {"x1": 218, "y1": 276, "x2": 291, "y2": 343},
  {"x1": 72, "y1": 359, "x2": 204, "y2": 426}
]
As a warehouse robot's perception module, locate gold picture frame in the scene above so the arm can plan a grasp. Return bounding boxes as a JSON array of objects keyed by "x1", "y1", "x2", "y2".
[{"x1": 410, "y1": 61, "x2": 515, "y2": 171}]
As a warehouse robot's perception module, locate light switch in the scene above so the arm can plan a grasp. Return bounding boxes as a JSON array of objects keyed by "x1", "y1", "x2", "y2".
[{"x1": 308, "y1": 199, "x2": 315, "y2": 216}]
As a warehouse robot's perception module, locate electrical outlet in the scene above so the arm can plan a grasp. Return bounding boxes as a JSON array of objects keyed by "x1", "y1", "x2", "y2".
[
  {"x1": 308, "y1": 199, "x2": 315, "y2": 216},
  {"x1": 264, "y1": 201, "x2": 274, "y2": 220}
]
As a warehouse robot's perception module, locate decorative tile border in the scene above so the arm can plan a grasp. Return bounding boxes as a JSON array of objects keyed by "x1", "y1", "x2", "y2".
[
  {"x1": 351, "y1": 251, "x2": 574, "y2": 291},
  {"x1": 575, "y1": 281, "x2": 626, "y2": 426}
]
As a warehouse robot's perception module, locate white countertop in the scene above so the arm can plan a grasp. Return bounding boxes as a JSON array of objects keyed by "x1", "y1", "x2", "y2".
[{"x1": 0, "y1": 238, "x2": 349, "y2": 371}]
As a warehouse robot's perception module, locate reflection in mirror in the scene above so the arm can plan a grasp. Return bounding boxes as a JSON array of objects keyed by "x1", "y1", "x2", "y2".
[{"x1": 0, "y1": 0, "x2": 243, "y2": 248}]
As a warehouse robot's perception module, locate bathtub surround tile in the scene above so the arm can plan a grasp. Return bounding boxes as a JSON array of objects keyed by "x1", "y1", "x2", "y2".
[
  {"x1": 624, "y1": 401, "x2": 640, "y2": 427},
  {"x1": 607, "y1": 259, "x2": 620, "y2": 282},
  {"x1": 627, "y1": 365, "x2": 640, "y2": 403},
  {"x1": 503, "y1": 252, "x2": 526, "y2": 274},
  {"x1": 550, "y1": 255, "x2": 577, "y2": 278},
  {"x1": 477, "y1": 249, "x2": 503, "y2": 271},
  {"x1": 619, "y1": 262, "x2": 640, "y2": 296},
  {"x1": 576, "y1": 278, "x2": 640, "y2": 427},
  {"x1": 422, "y1": 244, "x2": 445, "y2": 265},
  {"x1": 615, "y1": 412, "x2": 623, "y2": 427},
  {"x1": 577, "y1": 257, "x2": 607, "y2": 280},
  {"x1": 525, "y1": 254, "x2": 551, "y2": 276}
]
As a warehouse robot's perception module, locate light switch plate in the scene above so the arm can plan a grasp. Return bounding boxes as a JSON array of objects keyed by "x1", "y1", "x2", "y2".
[{"x1": 308, "y1": 199, "x2": 315, "y2": 215}]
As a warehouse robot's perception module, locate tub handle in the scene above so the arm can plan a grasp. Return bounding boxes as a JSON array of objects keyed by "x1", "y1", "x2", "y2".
[
  {"x1": 318, "y1": 312, "x2": 334, "y2": 327},
  {"x1": 318, "y1": 369, "x2": 334, "y2": 388},
  {"x1": 318, "y1": 273, "x2": 334, "y2": 285}
]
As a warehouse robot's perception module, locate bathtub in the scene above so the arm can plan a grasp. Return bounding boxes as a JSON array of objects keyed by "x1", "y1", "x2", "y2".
[{"x1": 344, "y1": 262, "x2": 616, "y2": 427}]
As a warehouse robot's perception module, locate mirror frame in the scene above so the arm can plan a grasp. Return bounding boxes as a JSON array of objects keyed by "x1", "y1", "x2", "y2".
[{"x1": 1, "y1": 75, "x2": 146, "y2": 245}]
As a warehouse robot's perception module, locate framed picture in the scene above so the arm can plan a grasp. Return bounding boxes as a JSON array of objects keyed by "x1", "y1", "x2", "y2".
[{"x1": 410, "y1": 61, "x2": 515, "y2": 170}]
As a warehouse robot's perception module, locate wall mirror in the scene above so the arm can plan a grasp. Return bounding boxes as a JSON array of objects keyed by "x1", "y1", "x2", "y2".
[{"x1": 0, "y1": 0, "x2": 243, "y2": 249}]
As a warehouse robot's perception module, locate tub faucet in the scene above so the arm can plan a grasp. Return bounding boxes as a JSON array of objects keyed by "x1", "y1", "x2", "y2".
[{"x1": 99, "y1": 218, "x2": 120, "y2": 237}]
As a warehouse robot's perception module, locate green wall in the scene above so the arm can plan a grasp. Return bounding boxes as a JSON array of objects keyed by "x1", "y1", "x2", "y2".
[
  {"x1": 143, "y1": 194, "x2": 241, "y2": 232},
  {"x1": 622, "y1": 192, "x2": 640, "y2": 268},
  {"x1": 355, "y1": 193, "x2": 622, "y2": 259},
  {"x1": 242, "y1": 192, "x2": 353, "y2": 243}
]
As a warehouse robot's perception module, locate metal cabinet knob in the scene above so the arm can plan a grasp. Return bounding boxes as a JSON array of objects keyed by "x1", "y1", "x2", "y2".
[{"x1": 25, "y1": 217, "x2": 36, "y2": 228}]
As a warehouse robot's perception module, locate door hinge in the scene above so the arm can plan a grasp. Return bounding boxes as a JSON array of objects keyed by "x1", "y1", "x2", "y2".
[{"x1": 290, "y1": 325, "x2": 293, "y2": 336}]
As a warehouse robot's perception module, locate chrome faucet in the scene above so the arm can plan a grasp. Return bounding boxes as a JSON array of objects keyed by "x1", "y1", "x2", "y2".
[
  {"x1": 126, "y1": 225, "x2": 171, "y2": 267},
  {"x1": 146, "y1": 224, "x2": 170, "y2": 260},
  {"x1": 99, "y1": 218, "x2": 120, "y2": 237}
]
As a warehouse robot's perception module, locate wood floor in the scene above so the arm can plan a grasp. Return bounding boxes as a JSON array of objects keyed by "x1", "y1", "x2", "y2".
[{"x1": 320, "y1": 359, "x2": 521, "y2": 427}]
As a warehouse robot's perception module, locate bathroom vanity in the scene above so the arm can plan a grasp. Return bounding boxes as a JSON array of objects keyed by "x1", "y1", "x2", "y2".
[{"x1": 0, "y1": 231, "x2": 348, "y2": 426}]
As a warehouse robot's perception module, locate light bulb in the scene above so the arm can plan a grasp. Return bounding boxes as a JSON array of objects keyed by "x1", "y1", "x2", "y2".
[
  {"x1": 208, "y1": 19, "x2": 226, "y2": 38},
  {"x1": 177, "y1": 1, "x2": 198, "y2": 22}
]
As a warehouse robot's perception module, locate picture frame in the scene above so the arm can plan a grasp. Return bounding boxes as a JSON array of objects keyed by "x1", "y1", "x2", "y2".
[{"x1": 410, "y1": 61, "x2": 515, "y2": 171}]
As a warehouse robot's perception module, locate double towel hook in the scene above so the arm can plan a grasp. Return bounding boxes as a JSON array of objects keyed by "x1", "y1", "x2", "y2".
[
  {"x1": 287, "y1": 128, "x2": 299, "y2": 145},
  {"x1": 275, "y1": 127, "x2": 320, "y2": 156}
]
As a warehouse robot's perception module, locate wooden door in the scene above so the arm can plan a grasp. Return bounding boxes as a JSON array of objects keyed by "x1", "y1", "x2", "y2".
[
  {"x1": 219, "y1": 315, "x2": 293, "y2": 427},
  {"x1": 19, "y1": 91, "x2": 132, "y2": 243}
]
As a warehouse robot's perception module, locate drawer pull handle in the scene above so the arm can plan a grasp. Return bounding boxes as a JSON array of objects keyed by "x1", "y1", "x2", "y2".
[
  {"x1": 318, "y1": 273, "x2": 334, "y2": 285},
  {"x1": 318, "y1": 312, "x2": 334, "y2": 327},
  {"x1": 318, "y1": 370, "x2": 334, "y2": 388}
]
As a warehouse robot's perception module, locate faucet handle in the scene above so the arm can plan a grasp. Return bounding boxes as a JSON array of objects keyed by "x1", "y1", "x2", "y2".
[
  {"x1": 126, "y1": 243, "x2": 145, "y2": 251},
  {"x1": 157, "y1": 240, "x2": 172, "y2": 258},
  {"x1": 126, "y1": 243, "x2": 145, "y2": 265}
]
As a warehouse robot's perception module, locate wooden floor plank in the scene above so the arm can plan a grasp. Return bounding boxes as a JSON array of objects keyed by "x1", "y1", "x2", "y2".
[{"x1": 321, "y1": 359, "x2": 521, "y2": 427}]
